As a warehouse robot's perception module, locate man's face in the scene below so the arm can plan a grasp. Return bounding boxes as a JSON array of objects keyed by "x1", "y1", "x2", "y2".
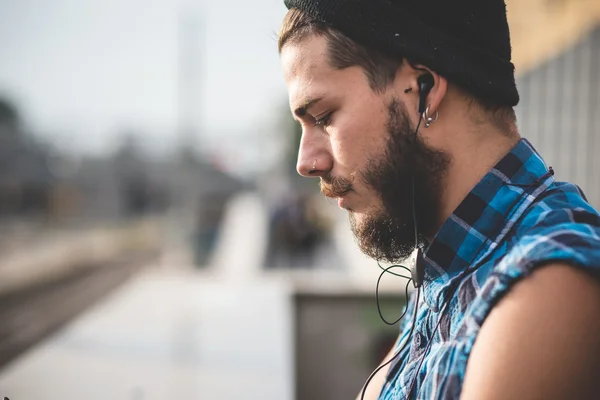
[{"x1": 281, "y1": 35, "x2": 449, "y2": 262}]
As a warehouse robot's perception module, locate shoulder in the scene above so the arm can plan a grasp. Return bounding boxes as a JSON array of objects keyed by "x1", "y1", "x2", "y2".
[
  {"x1": 516, "y1": 181, "x2": 600, "y2": 232},
  {"x1": 461, "y1": 181, "x2": 600, "y2": 399},
  {"x1": 470, "y1": 186, "x2": 600, "y2": 325},
  {"x1": 461, "y1": 262, "x2": 600, "y2": 399},
  {"x1": 498, "y1": 182, "x2": 600, "y2": 280}
]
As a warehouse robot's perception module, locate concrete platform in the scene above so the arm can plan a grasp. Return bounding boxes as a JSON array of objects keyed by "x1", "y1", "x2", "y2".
[{"x1": 0, "y1": 269, "x2": 294, "y2": 400}]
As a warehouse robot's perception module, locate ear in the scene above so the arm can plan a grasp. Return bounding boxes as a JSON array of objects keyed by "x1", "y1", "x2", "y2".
[{"x1": 406, "y1": 63, "x2": 448, "y2": 116}]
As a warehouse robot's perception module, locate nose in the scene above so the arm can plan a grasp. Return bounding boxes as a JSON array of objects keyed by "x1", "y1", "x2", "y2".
[{"x1": 296, "y1": 128, "x2": 332, "y2": 178}]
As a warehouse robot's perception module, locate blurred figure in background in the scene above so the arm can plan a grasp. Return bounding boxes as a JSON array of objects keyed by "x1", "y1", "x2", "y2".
[{"x1": 267, "y1": 190, "x2": 332, "y2": 268}]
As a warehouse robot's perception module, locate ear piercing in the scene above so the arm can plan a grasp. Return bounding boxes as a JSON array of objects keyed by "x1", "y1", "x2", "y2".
[{"x1": 423, "y1": 105, "x2": 439, "y2": 128}]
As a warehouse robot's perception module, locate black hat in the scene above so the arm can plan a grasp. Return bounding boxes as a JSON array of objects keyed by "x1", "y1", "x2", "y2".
[{"x1": 283, "y1": 0, "x2": 519, "y2": 107}]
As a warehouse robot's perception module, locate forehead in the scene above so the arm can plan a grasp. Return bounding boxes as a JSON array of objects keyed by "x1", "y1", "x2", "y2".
[
  {"x1": 280, "y1": 34, "x2": 330, "y2": 81},
  {"x1": 280, "y1": 35, "x2": 367, "y2": 109}
]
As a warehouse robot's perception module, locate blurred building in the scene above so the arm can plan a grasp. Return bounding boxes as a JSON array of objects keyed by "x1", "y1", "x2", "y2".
[
  {"x1": 0, "y1": 95, "x2": 245, "y2": 269},
  {"x1": 514, "y1": 18, "x2": 600, "y2": 208},
  {"x1": 58, "y1": 146, "x2": 246, "y2": 264},
  {"x1": 0, "y1": 98, "x2": 55, "y2": 221}
]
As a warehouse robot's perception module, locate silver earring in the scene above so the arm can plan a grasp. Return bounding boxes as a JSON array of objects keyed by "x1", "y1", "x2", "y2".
[
  {"x1": 423, "y1": 105, "x2": 439, "y2": 128},
  {"x1": 312, "y1": 159, "x2": 317, "y2": 170}
]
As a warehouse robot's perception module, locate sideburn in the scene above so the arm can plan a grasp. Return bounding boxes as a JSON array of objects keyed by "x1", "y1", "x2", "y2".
[{"x1": 357, "y1": 99, "x2": 450, "y2": 262}]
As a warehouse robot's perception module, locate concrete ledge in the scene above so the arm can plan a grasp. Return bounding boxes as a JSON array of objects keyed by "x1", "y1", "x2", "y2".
[{"x1": 209, "y1": 192, "x2": 269, "y2": 276}]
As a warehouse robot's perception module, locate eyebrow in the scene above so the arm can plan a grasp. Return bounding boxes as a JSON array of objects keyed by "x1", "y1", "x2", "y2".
[{"x1": 293, "y1": 97, "x2": 323, "y2": 118}]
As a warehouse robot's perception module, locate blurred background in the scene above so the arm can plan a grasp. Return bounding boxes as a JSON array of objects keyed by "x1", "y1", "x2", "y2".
[{"x1": 0, "y1": 0, "x2": 599, "y2": 399}]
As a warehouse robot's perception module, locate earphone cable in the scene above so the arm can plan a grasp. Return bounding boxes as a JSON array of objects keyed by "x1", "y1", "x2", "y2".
[
  {"x1": 360, "y1": 284, "x2": 421, "y2": 400},
  {"x1": 404, "y1": 166, "x2": 556, "y2": 398}
]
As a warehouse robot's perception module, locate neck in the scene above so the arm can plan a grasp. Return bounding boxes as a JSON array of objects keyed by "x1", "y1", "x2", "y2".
[{"x1": 427, "y1": 122, "x2": 520, "y2": 241}]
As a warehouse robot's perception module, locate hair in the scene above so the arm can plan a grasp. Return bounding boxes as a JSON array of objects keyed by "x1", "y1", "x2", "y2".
[{"x1": 278, "y1": 8, "x2": 517, "y2": 133}]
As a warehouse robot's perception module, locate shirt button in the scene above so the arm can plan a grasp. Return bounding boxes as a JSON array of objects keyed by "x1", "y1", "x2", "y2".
[{"x1": 414, "y1": 332, "x2": 422, "y2": 348}]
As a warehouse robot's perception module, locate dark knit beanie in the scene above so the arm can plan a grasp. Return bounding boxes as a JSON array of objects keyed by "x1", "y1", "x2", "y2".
[{"x1": 283, "y1": 0, "x2": 519, "y2": 107}]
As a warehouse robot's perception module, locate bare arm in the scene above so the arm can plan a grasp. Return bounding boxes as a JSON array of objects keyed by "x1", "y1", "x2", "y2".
[{"x1": 461, "y1": 264, "x2": 600, "y2": 400}]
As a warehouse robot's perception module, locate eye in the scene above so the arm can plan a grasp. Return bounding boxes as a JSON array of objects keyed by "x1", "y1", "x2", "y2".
[{"x1": 314, "y1": 112, "x2": 332, "y2": 128}]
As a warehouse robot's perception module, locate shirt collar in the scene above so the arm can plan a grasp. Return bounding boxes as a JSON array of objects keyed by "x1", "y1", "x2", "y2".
[{"x1": 422, "y1": 138, "x2": 555, "y2": 312}]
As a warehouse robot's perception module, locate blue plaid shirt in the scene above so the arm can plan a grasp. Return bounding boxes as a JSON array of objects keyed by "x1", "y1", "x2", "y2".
[{"x1": 378, "y1": 138, "x2": 600, "y2": 399}]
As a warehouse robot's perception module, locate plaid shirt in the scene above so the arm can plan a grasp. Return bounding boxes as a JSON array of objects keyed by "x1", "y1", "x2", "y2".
[{"x1": 378, "y1": 138, "x2": 600, "y2": 399}]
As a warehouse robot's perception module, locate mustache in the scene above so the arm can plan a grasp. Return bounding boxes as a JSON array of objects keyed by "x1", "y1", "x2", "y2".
[{"x1": 320, "y1": 174, "x2": 354, "y2": 198}]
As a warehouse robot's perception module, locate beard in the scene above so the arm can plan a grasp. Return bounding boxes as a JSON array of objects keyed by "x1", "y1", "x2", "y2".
[{"x1": 322, "y1": 99, "x2": 450, "y2": 263}]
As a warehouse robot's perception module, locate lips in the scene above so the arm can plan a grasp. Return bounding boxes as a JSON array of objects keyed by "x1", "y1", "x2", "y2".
[
  {"x1": 320, "y1": 175, "x2": 353, "y2": 198},
  {"x1": 336, "y1": 190, "x2": 354, "y2": 209},
  {"x1": 322, "y1": 185, "x2": 352, "y2": 198}
]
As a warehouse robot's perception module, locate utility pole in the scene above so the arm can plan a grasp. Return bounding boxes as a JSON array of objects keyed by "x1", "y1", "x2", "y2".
[
  {"x1": 167, "y1": 7, "x2": 205, "y2": 266},
  {"x1": 178, "y1": 9, "x2": 204, "y2": 155}
]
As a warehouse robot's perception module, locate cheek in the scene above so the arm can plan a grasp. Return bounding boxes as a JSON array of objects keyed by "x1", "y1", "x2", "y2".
[{"x1": 329, "y1": 117, "x2": 388, "y2": 172}]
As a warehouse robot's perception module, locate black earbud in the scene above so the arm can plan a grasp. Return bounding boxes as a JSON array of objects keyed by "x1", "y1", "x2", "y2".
[{"x1": 417, "y1": 73, "x2": 434, "y2": 115}]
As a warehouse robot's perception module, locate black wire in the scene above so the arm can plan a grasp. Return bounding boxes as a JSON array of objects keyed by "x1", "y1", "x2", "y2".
[
  {"x1": 508, "y1": 167, "x2": 554, "y2": 188},
  {"x1": 359, "y1": 111, "x2": 425, "y2": 399},
  {"x1": 360, "y1": 285, "x2": 421, "y2": 400},
  {"x1": 412, "y1": 169, "x2": 419, "y2": 250},
  {"x1": 412, "y1": 112, "x2": 423, "y2": 251},
  {"x1": 376, "y1": 265, "x2": 412, "y2": 325},
  {"x1": 377, "y1": 261, "x2": 412, "y2": 278},
  {"x1": 404, "y1": 164, "x2": 556, "y2": 399}
]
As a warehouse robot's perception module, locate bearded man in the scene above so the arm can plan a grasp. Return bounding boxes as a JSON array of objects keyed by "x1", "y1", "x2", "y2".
[{"x1": 277, "y1": 1, "x2": 600, "y2": 399}]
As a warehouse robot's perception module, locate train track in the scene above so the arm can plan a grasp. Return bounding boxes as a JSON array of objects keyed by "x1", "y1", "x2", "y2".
[{"x1": 0, "y1": 253, "x2": 157, "y2": 370}]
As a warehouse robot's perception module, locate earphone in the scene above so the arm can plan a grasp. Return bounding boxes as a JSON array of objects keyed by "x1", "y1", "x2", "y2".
[
  {"x1": 411, "y1": 72, "x2": 434, "y2": 289},
  {"x1": 359, "y1": 72, "x2": 432, "y2": 399},
  {"x1": 360, "y1": 71, "x2": 556, "y2": 399},
  {"x1": 417, "y1": 73, "x2": 434, "y2": 116}
]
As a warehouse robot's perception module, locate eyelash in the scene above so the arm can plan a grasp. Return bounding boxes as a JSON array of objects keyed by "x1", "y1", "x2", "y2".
[{"x1": 314, "y1": 112, "x2": 332, "y2": 128}]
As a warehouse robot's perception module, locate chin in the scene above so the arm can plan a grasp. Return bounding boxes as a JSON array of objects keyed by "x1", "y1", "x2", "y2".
[{"x1": 348, "y1": 209, "x2": 372, "y2": 227}]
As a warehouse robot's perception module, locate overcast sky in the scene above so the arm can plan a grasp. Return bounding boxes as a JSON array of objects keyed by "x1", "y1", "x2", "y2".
[{"x1": 0, "y1": 0, "x2": 290, "y2": 173}]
